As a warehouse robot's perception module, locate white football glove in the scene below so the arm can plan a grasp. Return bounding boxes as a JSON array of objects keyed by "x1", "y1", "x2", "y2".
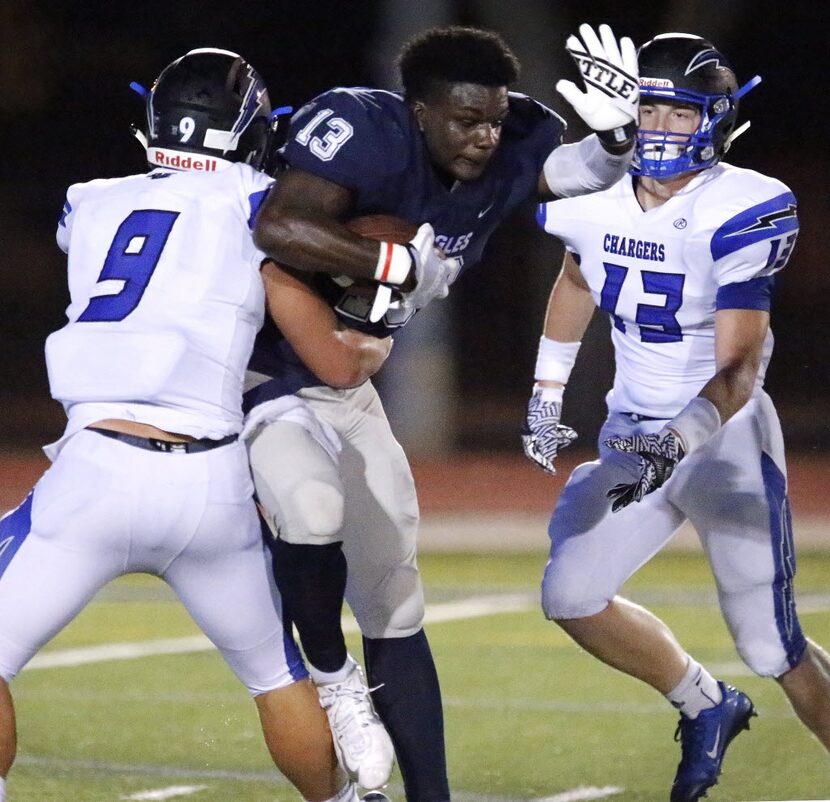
[
  {"x1": 604, "y1": 429, "x2": 685, "y2": 512},
  {"x1": 521, "y1": 386, "x2": 578, "y2": 475},
  {"x1": 400, "y1": 223, "x2": 462, "y2": 311},
  {"x1": 556, "y1": 23, "x2": 638, "y2": 142}
]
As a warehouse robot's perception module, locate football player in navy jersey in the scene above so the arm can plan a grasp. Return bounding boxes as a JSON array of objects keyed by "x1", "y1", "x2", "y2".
[
  {"x1": 246, "y1": 25, "x2": 639, "y2": 801},
  {"x1": 524, "y1": 33, "x2": 830, "y2": 801}
]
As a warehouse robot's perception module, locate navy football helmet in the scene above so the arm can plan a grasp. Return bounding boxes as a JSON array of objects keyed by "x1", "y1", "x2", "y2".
[
  {"x1": 138, "y1": 48, "x2": 272, "y2": 170},
  {"x1": 632, "y1": 33, "x2": 761, "y2": 178}
]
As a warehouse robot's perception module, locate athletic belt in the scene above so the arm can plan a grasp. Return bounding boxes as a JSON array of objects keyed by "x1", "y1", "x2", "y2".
[
  {"x1": 87, "y1": 427, "x2": 238, "y2": 454},
  {"x1": 621, "y1": 412, "x2": 667, "y2": 422}
]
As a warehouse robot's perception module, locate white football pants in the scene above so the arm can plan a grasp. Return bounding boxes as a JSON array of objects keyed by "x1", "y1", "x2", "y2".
[
  {"x1": 0, "y1": 429, "x2": 306, "y2": 694},
  {"x1": 542, "y1": 391, "x2": 806, "y2": 678}
]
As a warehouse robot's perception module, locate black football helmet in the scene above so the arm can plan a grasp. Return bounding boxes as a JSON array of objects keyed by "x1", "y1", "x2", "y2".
[
  {"x1": 139, "y1": 48, "x2": 272, "y2": 170},
  {"x1": 632, "y1": 33, "x2": 761, "y2": 178}
]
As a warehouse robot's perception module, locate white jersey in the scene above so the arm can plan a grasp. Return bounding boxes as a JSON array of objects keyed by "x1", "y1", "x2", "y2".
[
  {"x1": 539, "y1": 163, "x2": 799, "y2": 418},
  {"x1": 47, "y1": 163, "x2": 271, "y2": 450}
]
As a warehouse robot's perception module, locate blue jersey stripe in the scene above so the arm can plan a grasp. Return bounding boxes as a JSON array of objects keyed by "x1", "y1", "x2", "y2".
[
  {"x1": 0, "y1": 492, "x2": 34, "y2": 579},
  {"x1": 761, "y1": 452, "x2": 806, "y2": 670},
  {"x1": 58, "y1": 200, "x2": 72, "y2": 228},
  {"x1": 711, "y1": 192, "x2": 798, "y2": 261},
  {"x1": 536, "y1": 202, "x2": 547, "y2": 229},
  {"x1": 257, "y1": 518, "x2": 309, "y2": 682},
  {"x1": 248, "y1": 188, "x2": 270, "y2": 230},
  {"x1": 715, "y1": 275, "x2": 775, "y2": 311}
]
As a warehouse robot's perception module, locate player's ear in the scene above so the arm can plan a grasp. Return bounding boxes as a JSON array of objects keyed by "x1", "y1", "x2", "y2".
[{"x1": 412, "y1": 101, "x2": 426, "y2": 132}]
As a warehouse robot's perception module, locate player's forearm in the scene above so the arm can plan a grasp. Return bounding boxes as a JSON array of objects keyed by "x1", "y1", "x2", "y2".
[
  {"x1": 698, "y1": 360, "x2": 759, "y2": 424},
  {"x1": 254, "y1": 208, "x2": 382, "y2": 280},
  {"x1": 697, "y1": 308, "x2": 768, "y2": 424},
  {"x1": 542, "y1": 263, "x2": 596, "y2": 344},
  {"x1": 539, "y1": 134, "x2": 633, "y2": 200},
  {"x1": 324, "y1": 330, "x2": 392, "y2": 388}
]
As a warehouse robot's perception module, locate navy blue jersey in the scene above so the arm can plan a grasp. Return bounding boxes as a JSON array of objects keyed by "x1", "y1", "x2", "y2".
[
  {"x1": 246, "y1": 87, "x2": 565, "y2": 406},
  {"x1": 284, "y1": 88, "x2": 563, "y2": 270}
]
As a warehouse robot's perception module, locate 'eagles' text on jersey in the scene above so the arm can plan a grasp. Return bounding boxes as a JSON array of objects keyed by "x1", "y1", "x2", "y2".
[
  {"x1": 538, "y1": 163, "x2": 798, "y2": 418},
  {"x1": 49, "y1": 164, "x2": 271, "y2": 451},
  {"x1": 247, "y1": 86, "x2": 564, "y2": 404}
]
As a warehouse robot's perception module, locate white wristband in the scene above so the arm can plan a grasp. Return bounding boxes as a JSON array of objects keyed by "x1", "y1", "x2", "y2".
[
  {"x1": 534, "y1": 336, "x2": 581, "y2": 385},
  {"x1": 666, "y1": 397, "x2": 722, "y2": 455},
  {"x1": 533, "y1": 383, "x2": 564, "y2": 403},
  {"x1": 374, "y1": 242, "x2": 411, "y2": 285}
]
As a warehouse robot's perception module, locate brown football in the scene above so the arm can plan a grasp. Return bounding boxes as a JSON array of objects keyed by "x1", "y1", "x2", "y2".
[{"x1": 346, "y1": 214, "x2": 418, "y2": 244}]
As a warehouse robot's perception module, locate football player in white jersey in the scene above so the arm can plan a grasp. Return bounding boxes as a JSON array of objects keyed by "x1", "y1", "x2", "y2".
[
  {"x1": 523, "y1": 33, "x2": 830, "y2": 802},
  {"x1": 0, "y1": 49, "x2": 390, "y2": 802}
]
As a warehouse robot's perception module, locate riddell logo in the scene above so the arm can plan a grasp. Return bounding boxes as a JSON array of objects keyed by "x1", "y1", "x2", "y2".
[
  {"x1": 150, "y1": 148, "x2": 222, "y2": 171},
  {"x1": 640, "y1": 78, "x2": 674, "y2": 88}
]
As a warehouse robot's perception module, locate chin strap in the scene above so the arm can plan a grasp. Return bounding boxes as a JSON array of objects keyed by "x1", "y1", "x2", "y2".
[
  {"x1": 724, "y1": 120, "x2": 751, "y2": 150},
  {"x1": 131, "y1": 125, "x2": 148, "y2": 150},
  {"x1": 723, "y1": 75, "x2": 763, "y2": 152}
]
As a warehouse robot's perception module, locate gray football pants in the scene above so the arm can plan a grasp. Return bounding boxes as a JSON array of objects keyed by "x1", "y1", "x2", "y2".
[{"x1": 248, "y1": 382, "x2": 424, "y2": 640}]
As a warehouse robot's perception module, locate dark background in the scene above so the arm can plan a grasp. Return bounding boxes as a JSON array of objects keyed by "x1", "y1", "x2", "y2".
[{"x1": 1, "y1": 0, "x2": 827, "y2": 453}]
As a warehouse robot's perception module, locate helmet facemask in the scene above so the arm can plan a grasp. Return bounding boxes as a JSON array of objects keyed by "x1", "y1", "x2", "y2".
[
  {"x1": 630, "y1": 33, "x2": 760, "y2": 180},
  {"x1": 632, "y1": 87, "x2": 737, "y2": 178}
]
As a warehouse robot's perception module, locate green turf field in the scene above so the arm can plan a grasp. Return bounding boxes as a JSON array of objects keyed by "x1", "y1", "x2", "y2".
[{"x1": 8, "y1": 551, "x2": 830, "y2": 801}]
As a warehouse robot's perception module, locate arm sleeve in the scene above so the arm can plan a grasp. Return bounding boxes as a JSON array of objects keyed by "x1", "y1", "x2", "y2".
[
  {"x1": 281, "y1": 88, "x2": 407, "y2": 189},
  {"x1": 542, "y1": 133, "x2": 632, "y2": 198},
  {"x1": 711, "y1": 188, "x2": 799, "y2": 311}
]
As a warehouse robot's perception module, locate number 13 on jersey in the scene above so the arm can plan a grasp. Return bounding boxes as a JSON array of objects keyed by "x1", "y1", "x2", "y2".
[{"x1": 599, "y1": 262, "x2": 686, "y2": 344}]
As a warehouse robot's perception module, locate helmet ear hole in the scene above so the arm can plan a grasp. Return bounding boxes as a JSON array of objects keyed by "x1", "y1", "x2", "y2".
[{"x1": 144, "y1": 48, "x2": 271, "y2": 171}]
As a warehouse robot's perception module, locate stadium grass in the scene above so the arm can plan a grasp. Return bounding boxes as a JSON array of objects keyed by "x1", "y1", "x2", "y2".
[{"x1": 9, "y1": 551, "x2": 830, "y2": 801}]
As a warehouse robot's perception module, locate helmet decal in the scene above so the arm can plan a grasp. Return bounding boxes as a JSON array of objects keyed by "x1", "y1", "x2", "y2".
[
  {"x1": 685, "y1": 49, "x2": 726, "y2": 75},
  {"x1": 136, "y1": 48, "x2": 273, "y2": 171}
]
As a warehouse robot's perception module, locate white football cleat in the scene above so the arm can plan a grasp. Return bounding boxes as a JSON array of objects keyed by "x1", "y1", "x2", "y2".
[{"x1": 317, "y1": 663, "x2": 395, "y2": 790}]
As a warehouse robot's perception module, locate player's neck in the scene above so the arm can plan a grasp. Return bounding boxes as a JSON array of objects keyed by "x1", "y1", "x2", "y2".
[{"x1": 635, "y1": 171, "x2": 700, "y2": 211}]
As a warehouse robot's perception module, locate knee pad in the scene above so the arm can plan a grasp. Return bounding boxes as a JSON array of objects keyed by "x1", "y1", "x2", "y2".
[
  {"x1": 720, "y1": 583, "x2": 807, "y2": 678},
  {"x1": 733, "y1": 636, "x2": 794, "y2": 678},
  {"x1": 541, "y1": 562, "x2": 609, "y2": 621},
  {"x1": 262, "y1": 478, "x2": 345, "y2": 544},
  {"x1": 349, "y1": 565, "x2": 425, "y2": 639}
]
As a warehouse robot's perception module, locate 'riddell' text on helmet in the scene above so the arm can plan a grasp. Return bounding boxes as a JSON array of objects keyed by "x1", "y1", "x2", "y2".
[
  {"x1": 143, "y1": 48, "x2": 271, "y2": 171},
  {"x1": 632, "y1": 33, "x2": 761, "y2": 179}
]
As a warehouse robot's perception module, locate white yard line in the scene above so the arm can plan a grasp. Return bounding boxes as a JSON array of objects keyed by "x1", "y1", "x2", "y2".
[
  {"x1": 17, "y1": 754, "x2": 622, "y2": 802},
  {"x1": 24, "y1": 587, "x2": 830, "y2": 673},
  {"x1": 533, "y1": 788, "x2": 624, "y2": 802},
  {"x1": 123, "y1": 786, "x2": 207, "y2": 800},
  {"x1": 25, "y1": 594, "x2": 537, "y2": 671}
]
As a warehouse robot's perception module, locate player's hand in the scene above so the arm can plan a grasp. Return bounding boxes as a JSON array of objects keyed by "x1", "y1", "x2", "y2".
[
  {"x1": 400, "y1": 223, "x2": 462, "y2": 311},
  {"x1": 604, "y1": 429, "x2": 685, "y2": 512},
  {"x1": 521, "y1": 386, "x2": 578, "y2": 475},
  {"x1": 556, "y1": 23, "x2": 638, "y2": 147}
]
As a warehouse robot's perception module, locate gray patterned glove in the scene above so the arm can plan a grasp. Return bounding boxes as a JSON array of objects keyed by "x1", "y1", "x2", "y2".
[
  {"x1": 605, "y1": 430, "x2": 685, "y2": 512},
  {"x1": 521, "y1": 386, "x2": 578, "y2": 475}
]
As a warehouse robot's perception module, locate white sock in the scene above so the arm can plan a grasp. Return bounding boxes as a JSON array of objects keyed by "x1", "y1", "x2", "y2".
[
  {"x1": 309, "y1": 654, "x2": 357, "y2": 686},
  {"x1": 0, "y1": 775, "x2": 6, "y2": 802},
  {"x1": 311, "y1": 780, "x2": 358, "y2": 802},
  {"x1": 666, "y1": 656, "x2": 723, "y2": 719}
]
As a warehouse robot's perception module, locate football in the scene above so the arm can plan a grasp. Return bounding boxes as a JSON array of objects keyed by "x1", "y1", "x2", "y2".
[{"x1": 346, "y1": 214, "x2": 418, "y2": 244}]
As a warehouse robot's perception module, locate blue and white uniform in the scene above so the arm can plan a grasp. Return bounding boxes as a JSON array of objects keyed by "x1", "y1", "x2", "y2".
[
  {"x1": 245, "y1": 87, "x2": 564, "y2": 638},
  {"x1": 537, "y1": 164, "x2": 804, "y2": 676},
  {"x1": 0, "y1": 164, "x2": 307, "y2": 693}
]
